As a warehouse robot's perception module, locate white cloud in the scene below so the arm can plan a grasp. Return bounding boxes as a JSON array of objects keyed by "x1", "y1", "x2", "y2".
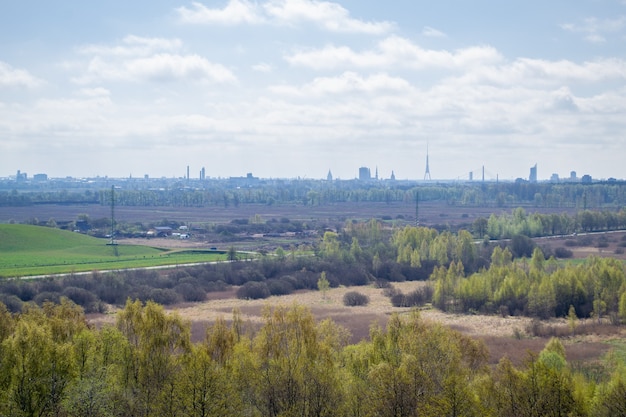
[
  {"x1": 560, "y1": 15, "x2": 626, "y2": 42},
  {"x1": 78, "y1": 35, "x2": 183, "y2": 57},
  {"x1": 176, "y1": 0, "x2": 263, "y2": 25},
  {"x1": 0, "y1": 61, "x2": 43, "y2": 88},
  {"x1": 125, "y1": 54, "x2": 236, "y2": 82},
  {"x1": 252, "y1": 62, "x2": 273, "y2": 72},
  {"x1": 422, "y1": 26, "x2": 446, "y2": 38},
  {"x1": 285, "y1": 36, "x2": 502, "y2": 70},
  {"x1": 270, "y1": 71, "x2": 412, "y2": 96},
  {"x1": 176, "y1": 0, "x2": 393, "y2": 34},
  {"x1": 264, "y1": 0, "x2": 393, "y2": 34},
  {"x1": 78, "y1": 87, "x2": 111, "y2": 97},
  {"x1": 74, "y1": 37, "x2": 236, "y2": 84}
]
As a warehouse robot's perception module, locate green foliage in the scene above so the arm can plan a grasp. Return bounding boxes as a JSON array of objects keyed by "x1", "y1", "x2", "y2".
[
  {"x1": 317, "y1": 271, "x2": 330, "y2": 299},
  {"x1": 431, "y1": 254, "x2": 626, "y2": 320},
  {"x1": 2, "y1": 298, "x2": 626, "y2": 416}
]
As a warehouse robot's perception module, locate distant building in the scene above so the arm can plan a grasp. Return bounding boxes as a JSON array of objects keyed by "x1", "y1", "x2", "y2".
[
  {"x1": 16, "y1": 170, "x2": 27, "y2": 181},
  {"x1": 229, "y1": 172, "x2": 259, "y2": 187},
  {"x1": 581, "y1": 174, "x2": 592, "y2": 184},
  {"x1": 327, "y1": 170, "x2": 333, "y2": 181},
  {"x1": 550, "y1": 173, "x2": 559, "y2": 182},
  {"x1": 358, "y1": 167, "x2": 371, "y2": 181},
  {"x1": 33, "y1": 173, "x2": 48, "y2": 181},
  {"x1": 529, "y1": 164, "x2": 537, "y2": 183},
  {"x1": 390, "y1": 170, "x2": 396, "y2": 181},
  {"x1": 570, "y1": 171, "x2": 577, "y2": 181}
]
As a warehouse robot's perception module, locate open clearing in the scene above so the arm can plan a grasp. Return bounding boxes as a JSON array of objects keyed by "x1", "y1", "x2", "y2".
[{"x1": 90, "y1": 280, "x2": 625, "y2": 367}]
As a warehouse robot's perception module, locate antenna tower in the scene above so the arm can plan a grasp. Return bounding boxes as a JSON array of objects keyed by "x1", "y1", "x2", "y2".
[{"x1": 424, "y1": 142, "x2": 431, "y2": 180}]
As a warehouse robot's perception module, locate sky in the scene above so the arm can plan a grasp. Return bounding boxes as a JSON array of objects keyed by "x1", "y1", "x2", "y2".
[{"x1": 1, "y1": 0, "x2": 626, "y2": 181}]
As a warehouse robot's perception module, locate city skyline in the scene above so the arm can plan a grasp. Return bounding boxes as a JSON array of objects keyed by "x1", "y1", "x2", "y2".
[
  {"x1": 4, "y1": 162, "x2": 615, "y2": 183},
  {"x1": 2, "y1": 1, "x2": 626, "y2": 180}
]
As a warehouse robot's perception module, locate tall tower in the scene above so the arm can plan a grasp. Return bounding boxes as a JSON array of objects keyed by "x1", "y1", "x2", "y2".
[{"x1": 424, "y1": 142, "x2": 431, "y2": 180}]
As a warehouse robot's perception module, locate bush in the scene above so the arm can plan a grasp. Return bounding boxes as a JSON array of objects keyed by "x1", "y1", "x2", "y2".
[
  {"x1": 174, "y1": 282, "x2": 206, "y2": 302},
  {"x1": 62, "y1": 286, "x2": 97, "y2": 307},
  {"x1": 0, "y1": 294, "x2": 23, "y2": 313},
  {"x1": 33, "y1": 291, "x2": 62, "y2": 305},
  {"x1": 510, "y1": 234, "x2": 535, "y2": 258},
  {"x1": 554, "y1": 247, "x2": 573, "y2": 259},
  {"x1": 146, "y1": 288, "x2": 181, "y2": 305},
  {"x1": 389, "y1": 286, "x2": 433, "y2": 307},
  {"x1": 343, "y1": 291, "x2": 369, "y2": 307},
  {"x1": 236, "y1": 281, "x2": 270, "y2": 300},
  {"x1": 266, "y1": 279, "x2": 294, "y2": 296}
]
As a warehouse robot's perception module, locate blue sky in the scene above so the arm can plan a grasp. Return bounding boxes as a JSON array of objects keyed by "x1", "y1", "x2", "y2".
[{"x1": 1, "y1": 0, "x2": 625, "y2": 180}]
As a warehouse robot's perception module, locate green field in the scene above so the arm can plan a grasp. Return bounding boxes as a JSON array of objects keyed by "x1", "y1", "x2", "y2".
[{"x1": 0, "y1": 224, "x2": 227, "y2": 277}]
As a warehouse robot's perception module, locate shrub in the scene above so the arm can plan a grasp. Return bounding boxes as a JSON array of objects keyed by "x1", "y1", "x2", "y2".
[
  {"x1": 0, "y1": 294, "x2": 23, "y2": 313},
  {"x1": 390, "y1": 286, "x2": 433, "y2": 308},
  {"x1": 236, "y1": 281, "x2": 270, "y2": 300},
  {"x1": 38, "y1": 279, "x2": 62, "y2": 293},
  {"x1": 510, "y1": 234, "x2": 535, "y2": 258},
  {"x1": 146, "y1": 288, "x2": 181, "y2": 305},
  {"x1": 266, "y1": 279, "x2": 294, "y2": 296},
  {"x1": 554, "y1": 247, "x2": 573, "y2": 259},
  {"x1": 33, "y1": 291, "x2": 62, "y2": 305},
  {"x1": 343, "y1": 291, "x2": 369, "y2": 307},
  {"x1": 174, "y1": 282, "x2": 206, "y2": 302},
  {"x1": 62, "y1": 286, "x2": 97, "y2": 307},
  {"x1": 205, "y1": 280, "x2": 229, "y2": 292}
]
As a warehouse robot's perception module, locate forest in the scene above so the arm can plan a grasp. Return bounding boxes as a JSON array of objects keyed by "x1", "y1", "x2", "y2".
[
  {"x1": 1, "y1": 298, "x2": 625, "y2": 417},
  {"x1": 1, "y1": 180, "x2": 626, "y2": 209}
]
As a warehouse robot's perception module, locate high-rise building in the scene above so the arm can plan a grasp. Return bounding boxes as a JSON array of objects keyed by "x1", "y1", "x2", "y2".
[
  {"x1": 358, "y1": 167, "x2": 371, "y2": 181},
  {"x1": 529, "y1": 164, "x2": 537, "y2": 183}
]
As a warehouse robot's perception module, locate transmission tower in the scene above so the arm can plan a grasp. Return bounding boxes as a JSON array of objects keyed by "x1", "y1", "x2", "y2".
[{"x1": 424, "y1": 142, "x2": 431, "y2": 180}]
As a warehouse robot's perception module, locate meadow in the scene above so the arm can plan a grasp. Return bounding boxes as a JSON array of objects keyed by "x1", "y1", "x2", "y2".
[{"x1": 0, "y1": 224, "x2": 226, "y2": 277}]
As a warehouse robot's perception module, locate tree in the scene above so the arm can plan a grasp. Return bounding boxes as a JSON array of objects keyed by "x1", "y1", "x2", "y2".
[
  {"x1": 318, "y1": 272, "x2": 330, "y2": 300},
  {"x1": 2, "y1": 315, "x2": 73, "y2": 417},
  {"x1": 116, "y1": 299, "x2": 191, "y2": 416},
  {"x1": 227, "y1": 246, "x2": 238, "y2": 262}
]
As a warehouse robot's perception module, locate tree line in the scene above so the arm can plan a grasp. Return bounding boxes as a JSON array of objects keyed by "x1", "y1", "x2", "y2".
[
  {"x1": 1, "y1": 299, "x2": 625, "y2": 417},
  {"x1": 432, "y1": 248, "x2": 626, "y2": 321},
  {"x1": 476, "y1": 207, "x2": 626, "y2": 239},
  {"x1": 2, "y1": 181, "x2": 626, "y2": 208}
]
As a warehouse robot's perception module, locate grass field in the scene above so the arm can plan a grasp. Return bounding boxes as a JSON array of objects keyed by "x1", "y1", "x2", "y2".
[{"x1": 0, "y1": 224, "x2": 228, "y2": 277}]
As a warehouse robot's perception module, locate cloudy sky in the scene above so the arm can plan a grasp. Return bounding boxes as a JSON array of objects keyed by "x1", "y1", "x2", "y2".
[{"x1": 1, "y1": 0, "x2": 625, "y2": 181}]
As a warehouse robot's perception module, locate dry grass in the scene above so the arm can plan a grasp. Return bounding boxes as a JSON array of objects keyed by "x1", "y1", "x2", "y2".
[{"x1": 88, "y1": 280, "x2": 625, "y2": 366}]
